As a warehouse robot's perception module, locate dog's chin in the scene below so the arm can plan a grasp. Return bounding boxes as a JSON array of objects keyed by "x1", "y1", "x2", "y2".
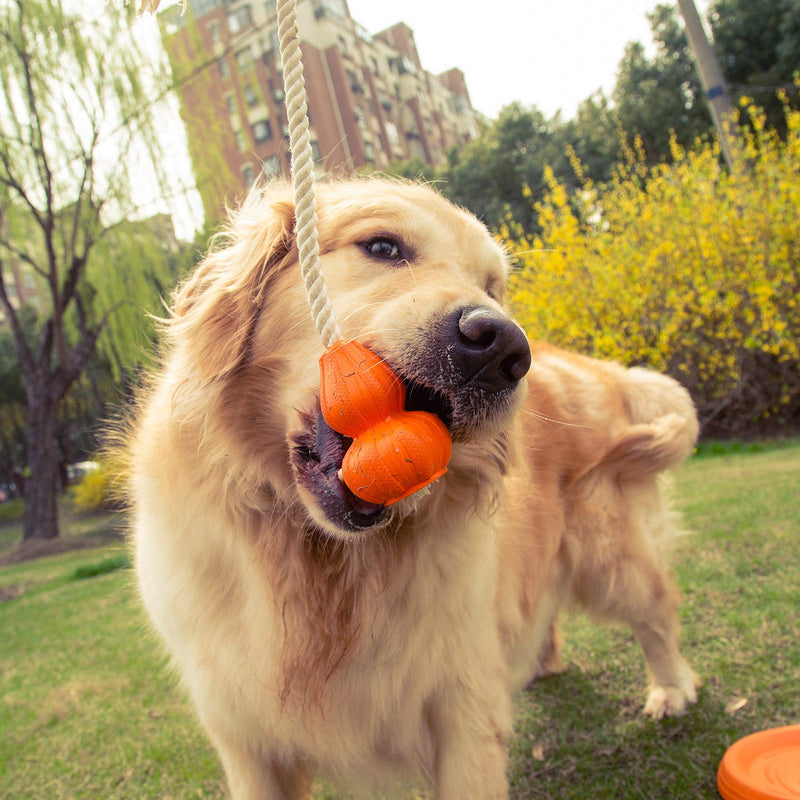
[{"x1": 289, "y1": 410, "x2": 390, "y2": 539}]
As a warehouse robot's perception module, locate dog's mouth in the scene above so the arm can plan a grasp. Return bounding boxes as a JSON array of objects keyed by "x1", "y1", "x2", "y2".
[
  {"x1": 404, "y1": 378, "x2": 454, "y2": 428},
  {"x1": 290, "y1": 379, "x2": 453, "y2": 535}
]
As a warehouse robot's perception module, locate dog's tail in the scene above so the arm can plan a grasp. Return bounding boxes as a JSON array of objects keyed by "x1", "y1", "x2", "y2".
[{"x1": 603, "y1": 368, "x2": 699, "y2": 477}]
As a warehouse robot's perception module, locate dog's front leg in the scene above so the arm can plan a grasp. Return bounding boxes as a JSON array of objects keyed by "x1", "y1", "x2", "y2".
[
  {"x1": 207, "y1": 726, "x2": 313, "y2": 800},
  {"x1": 427, "y1": 682, "x2": 512, "y2": 800}
]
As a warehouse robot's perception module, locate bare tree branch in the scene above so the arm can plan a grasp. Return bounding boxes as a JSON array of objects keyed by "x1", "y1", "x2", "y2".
[
  {"x1": 0, "y1": 148, "x2": 46, "y2": 232},
  {"x1": 54, "y1": 299, "x2": 126, "y2": 400},
  {"x1": 8, "y1": 1, "x2": 64, "y2": 378},
  {"x1": 34, "y1": 316, "x2": 53, "y2": 367},
  {"x1": 0, "y1": 233, "x2": 49, "y2": 281},
  {"x1": 12, "y1": 0, "x2": 54, "y2": 226},
  {"x1": 66, "y1": 141, "x2": 97, "y2": 269},
  {"x1": 58, "y1": 253, "x2": 87, "y2": 314},
  {"x1": 0, "y1": 255, "x2": 34, "y2": 378}
]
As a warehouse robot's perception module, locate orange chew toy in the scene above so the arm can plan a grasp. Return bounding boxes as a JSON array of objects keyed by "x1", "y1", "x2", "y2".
[{"x1": 319, "y1": 340, "x2": 451, "y2": 506}]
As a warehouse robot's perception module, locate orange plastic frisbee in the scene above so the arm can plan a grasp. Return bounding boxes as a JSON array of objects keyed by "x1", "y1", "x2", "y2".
[{"x1": 717, "y1": 725, "x2": 800, "y2": 800}]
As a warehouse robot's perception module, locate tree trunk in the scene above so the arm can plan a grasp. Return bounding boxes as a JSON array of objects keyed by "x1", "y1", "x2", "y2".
[{"x1": 22, "y1": 376, "x2": 61, "y2": 540}]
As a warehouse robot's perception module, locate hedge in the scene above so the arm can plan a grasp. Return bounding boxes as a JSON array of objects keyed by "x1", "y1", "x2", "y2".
[{"x1": 505, "y1": 98, "x2": 800, "y2": 438}]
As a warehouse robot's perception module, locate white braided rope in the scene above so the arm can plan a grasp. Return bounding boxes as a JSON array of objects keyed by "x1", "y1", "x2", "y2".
[{"x1": 276, "y1": 0, "x2": 341, "y2": 347}]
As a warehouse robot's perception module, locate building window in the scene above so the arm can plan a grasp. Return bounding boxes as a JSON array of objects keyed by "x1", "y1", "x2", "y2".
[
  {"x1": 409, "y1": 139, "x2": 425, "y2": 161},
  {"x1": 218, "y1": 57, "x2": 229, "y2": 79},
  {"x1": 234, "y1": 129, "x2": 246, "y2": 151},
  {"x1": 227, "y1": 5, "x2": 252, "y2": 34},
  {"x1": 243, "y1": 163, "x2": 255, "y2": 187},
  {"x1": 208, "y1": 21, "x2": 220, "y2": 43},
  {"x1": 347, "y1": 69, "x2": 363, "y2": 94},
  {"x1": 193, "y1": 0, "x2": 218, "y2": 15},
  {"x1": 399, "y1": 55, "x2": 417, "y2": 75},
  {"x1": 261, "y1": 155, "x2": 280, "y2": 178},
  {"x1": 235, "y1": 46, "x2": 254, "y2": 73},
  {"x1": 225, "y1": 93, "x2": 236, "y2": 115},
  {"x1": 452, "y1": 95, "x2": 468, "y2": 114},
  {"x1": 385, "y1": 121, "x2": 400, "y2": 147},
  {"x1": 310, "y1": 141, "x2": 321, "y2": 162},
  {"x1": 354, "y1": 106, "x2": 366, "y2": 129},
  {"x1": 252, "y1": 119, "x2": 272, "y2": 143},
  {"x1": 318, "y1": 0, "x2": 347, "y2": 19},
  {"x1": 364, "y1": 141, "x2": 375, "y2": 162},
  {"x1": 244, "y1": 84, "x2": 259, "y2": 107}
]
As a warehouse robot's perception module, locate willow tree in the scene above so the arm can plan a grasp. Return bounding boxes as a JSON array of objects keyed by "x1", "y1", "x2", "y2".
[{"x1": 0, "y1": 0, "x2": 180, "y2": 540}]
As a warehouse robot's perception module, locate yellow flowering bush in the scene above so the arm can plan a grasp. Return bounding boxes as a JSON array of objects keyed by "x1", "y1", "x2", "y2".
[
  {"x1": 505, "y1": 101, "x2": 800, "y2": 437},
  {"x1": 68, "y1": 459, "x2": 122, "y2": 512}
]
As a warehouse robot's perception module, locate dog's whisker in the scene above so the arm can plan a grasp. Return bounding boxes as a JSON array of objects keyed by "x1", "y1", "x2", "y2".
[
  {"x1": 339, "y1": 303, "x2": 399, "y2": 323},
  {"x1": 340, "y1": 328, "x2": 402, "y2": 346},
  {"x1": 402, "y1": 259, "x2": 419, "y2": 287},
  {"x1": 507, "y1": 248, "x2": 559, "y2": 258},
  {"x1": 521, "y1": 408, "x2": 600, "y2": 431}
]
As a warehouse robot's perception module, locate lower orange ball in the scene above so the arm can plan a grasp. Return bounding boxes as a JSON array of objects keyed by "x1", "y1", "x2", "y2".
[{"x1": 340, "y1": 411, "x2": 452, "y2": 506}]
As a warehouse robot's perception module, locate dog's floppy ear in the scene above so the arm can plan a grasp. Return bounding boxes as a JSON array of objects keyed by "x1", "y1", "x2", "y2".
[{"x1": 170, "y1": 192, "x2": 297, "y2": 382}]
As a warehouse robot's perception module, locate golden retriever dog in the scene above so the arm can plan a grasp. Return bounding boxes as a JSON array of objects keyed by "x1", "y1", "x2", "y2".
[{"x1": 128, "y1": 178, "x2": 699, "y2": 799}]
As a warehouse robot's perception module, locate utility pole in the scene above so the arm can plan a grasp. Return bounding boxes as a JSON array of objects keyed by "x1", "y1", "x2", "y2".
[{"x1": 677, "y1": 0, "x2": 739, "y2": 170}]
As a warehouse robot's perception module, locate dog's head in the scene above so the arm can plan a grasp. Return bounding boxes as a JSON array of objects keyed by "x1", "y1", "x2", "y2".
[{"x1": 169, "y1": 179, "x2": 530, "y2": 539}]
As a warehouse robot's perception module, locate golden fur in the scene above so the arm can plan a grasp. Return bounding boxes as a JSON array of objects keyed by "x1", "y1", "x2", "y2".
[{"x1": 128, "y1": 179, "x2": 699, "y2": 799}]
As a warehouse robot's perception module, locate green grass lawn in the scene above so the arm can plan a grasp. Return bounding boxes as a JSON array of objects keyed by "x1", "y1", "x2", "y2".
[{"x1": 1, "y1": 442, "x2": 798, "y2": 799}]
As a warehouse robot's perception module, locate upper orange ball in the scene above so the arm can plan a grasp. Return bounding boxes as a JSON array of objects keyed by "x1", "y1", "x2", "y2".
[{"x1": 320, "y1": 340, "x2": 405, "y2": 438}]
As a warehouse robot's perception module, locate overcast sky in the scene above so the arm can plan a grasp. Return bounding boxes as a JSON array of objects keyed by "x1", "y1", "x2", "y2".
[{"x1": 345, "y1": 0, "x2": 710, "y2": 120}]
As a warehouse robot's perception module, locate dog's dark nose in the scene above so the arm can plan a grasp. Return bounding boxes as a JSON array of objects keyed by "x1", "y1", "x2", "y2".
[{"x1": 452, "y1": 306, "x2": 531, "y2": 392}]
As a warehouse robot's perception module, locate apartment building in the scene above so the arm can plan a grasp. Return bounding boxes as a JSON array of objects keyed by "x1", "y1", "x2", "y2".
[{"x1": 159, "y1": 0, "x2": 481, "y2": 218}]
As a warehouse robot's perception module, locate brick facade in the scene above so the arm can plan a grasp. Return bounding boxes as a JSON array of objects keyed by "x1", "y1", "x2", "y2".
[{"x1": 159, "y1": 0, "x2": 481, "y2": 219}]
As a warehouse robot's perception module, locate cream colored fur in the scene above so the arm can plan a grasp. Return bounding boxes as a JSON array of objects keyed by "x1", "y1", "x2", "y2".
[{"x1": 128, "y1": 179, "x2": 699, "y2": 799}]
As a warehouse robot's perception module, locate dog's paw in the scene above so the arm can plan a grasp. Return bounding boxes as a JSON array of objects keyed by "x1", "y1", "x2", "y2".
[
  {"x1": 643, "y1": 686, "x2": 693, "y2": 718},
  {"x1": 643, "y1": 665, "x2": 699, "y2": 719}
]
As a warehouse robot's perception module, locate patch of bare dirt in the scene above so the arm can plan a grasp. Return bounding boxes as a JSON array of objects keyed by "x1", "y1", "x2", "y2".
[
  {"x1": 0, "y1": 583, "x2": 28, "y2": 602},
  {"x1": 0, "y1": 530, "x2": 125, "y2": 567}
]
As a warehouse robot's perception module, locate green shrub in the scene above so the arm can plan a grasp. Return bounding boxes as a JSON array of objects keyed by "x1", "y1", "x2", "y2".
[
  {"x1": 0, "y1": 498, "x2": 25, "y2": 524},
  {"x1": 71, "y1": 552, "x2": 131, "y2": 580}
]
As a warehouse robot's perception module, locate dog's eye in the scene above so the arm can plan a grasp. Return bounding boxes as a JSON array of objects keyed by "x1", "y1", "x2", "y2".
[
  {"x1": 362, "y1": 237, "x2": 403, "y2": 261},
  {"x1": 486, "y1": 283, "x2": 502, "y2": 302}
]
